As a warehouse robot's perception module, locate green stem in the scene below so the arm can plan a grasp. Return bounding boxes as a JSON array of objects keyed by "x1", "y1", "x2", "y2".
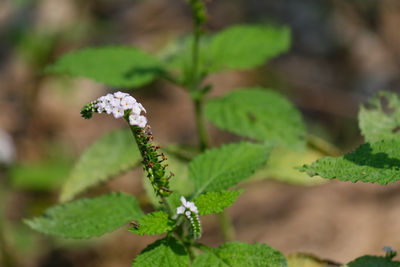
[
  {"x1": 194, "y1": 97, "x2": 209, "y2": 151},
  {"x1": 187, "y1": 0, "x2": 236, "y2": 243},
  {"x1": 216, "y1": 212, "x2": 235, "y2": 242}
]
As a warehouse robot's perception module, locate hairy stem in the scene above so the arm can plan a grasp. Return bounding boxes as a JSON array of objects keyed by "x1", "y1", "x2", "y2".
[{"x1": 187, "y1": 0, "x2": 235, "y2": 243}]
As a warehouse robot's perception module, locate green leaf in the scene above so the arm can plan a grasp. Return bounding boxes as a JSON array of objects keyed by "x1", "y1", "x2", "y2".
[
  {"x1": 46, "y1": 46, "x2": 163, "y2": 88},
  {"x1": 60, "y1": 129, "x2": 141, "y2": 202},
  {"x1": 192, "y1": 242, "x2": 288, "y2": 267},
  {"x1": 128, "y1": 211, "x2": 175, "y2": 236},
  {"x1": 8, "y1": 159, "x2": 71, "y2": 191},
  {"x1": 359, "y1": 91, "x2": 400, "y2": 143},
  {"x1": 132, "y1": 236, "x2": 189, "y2": 267},
  {"x1": 205, "y1": 88, "x2": 305, "y2": 148},
  {"x1": 25, "y1": 192, "x2": 144, "y2": 239},
  {"x1": 299, "y1": 140, "x2": 400, "y2": 184},
  {"x1": 194, "y1": 190, "x2": 243, "y2": 215},
  {"x1": 190, "y1": 142, "x2": 272, "y2": 196},
  {"x1": 251, "y1": 146, "x2": 326, "y2": 186},
  {"x1": 208, "y1": 24, "x2": 290, "y2": 72},
  {"x1": 345, "y1": 256, "x2": 400, "y2": 267}
]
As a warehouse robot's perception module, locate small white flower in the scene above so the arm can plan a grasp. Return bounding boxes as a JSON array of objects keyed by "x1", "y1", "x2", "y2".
[
  {"x1": 112, "y1": 107, "x2": 124, "y2": 118},
  {"x1": 137, "y1": 115, "x2": 147, "y2": 128},
  {"x1": 180, "y1": 196, "x2": 187, "y2": 206},
  {"x1": 137, "y1": 103, "x2": 146, "y2": 113},
  {"x1": 121, "y1": 96, "x2": 136, "y2": 110},
  {"x1": 177, "y1": 206, "x2": 185, "y2": 215},
  {"x1": 131, "y1": 103, "x2": 142, "y2": 115},
  {"x1": 185, "y1": 211, "x2": 191, "y2": 217},
  {"x1": 114, "y1": 91, "x2": 128, "y2": 99},
  {"x1": 129, "y1": 114, "x2": 139, "y2": 125}
]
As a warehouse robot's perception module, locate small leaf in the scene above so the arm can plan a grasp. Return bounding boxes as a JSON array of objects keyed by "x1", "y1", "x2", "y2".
[
  {"x1": 128, "y1": 211, "x2": 175, "y2": 236},
  {"x1": 192, "y1": 242, "x2": 288, "y2": 267},
  {"x1": 299, "y1": 140, "x2": 400, "y2": 184},
  {"x1": 60, "y1": 129, "x2": 141, "y2": 202},
  {"x1": 132, "y1": 236, "x2": 189, "y2": 267},
  {"x1": 46, "y1": 46, "x2": 163, "y2": 88},
  {"x1": 205, "y1": 88, "x2": 305, "y2": 148},
  {"x1": 25, "y1": 192, "x2": 144, "y2": 239},
  {"x1": 345, "y1": 255, "x2": 400, "y2": 267},
  {"x1": 208, "y1": 24, "x2": 290, "y2": 72},
  {"x1": 194, "y1": 190, "x2": 243, "y2": 215},
  {"x1": 359, "y1": 91, "x2": 400, "y2": 143},
  {"x1": 190, "y1": 142, "x2": 272, "y2": 197}
]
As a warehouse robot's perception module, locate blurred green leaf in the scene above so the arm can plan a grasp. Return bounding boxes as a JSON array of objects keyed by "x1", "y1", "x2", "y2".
[
  {"x1": 208, "y1": 24, "x2": 290, "y2": 72},
  {"x1": 8, "y1": 159, "x2": 71, "y2": 191},
  {"x1": 251, "y1": 146, "x2": 325, "y2": 186},
  {"x1": 60, "y1": 129, "x2": 141, "y2": 202},
  {"x1": 25, "y1": 192, "x2": 144, "y2": 239},
  {"x1": 287, "y1": 253, "x2": 329, "y2": 267},
  {"x1": 132, "y1": 236, "x2": 189, "y2": 267},
  {"x1": 192, "y1": 242, "x2": 288, "y2": 267},
  {"x1": 46, "y1": 46, "x2": 164, "y2": 88},
  {"x1": 359, "y1": 91, "x2": 400, "y2": 143},
  {"x1": 299, "y1": 140, "x2": 400, "y2": 184},
  {"x1": 205, "y1": 88, "x2": 305, "y2": 148},
  {"x1": 190, "y1": 142, "x2": 272, "y2": 197},
  {"x1": 194, "y1": 190, "x2": 243, "y2": 215},
  {"x1": 128, "y1": 211, "x2": 175, "y2": 236},
  {"x1": 345, "y1": 255, "x2": 400, "y2": 267}
]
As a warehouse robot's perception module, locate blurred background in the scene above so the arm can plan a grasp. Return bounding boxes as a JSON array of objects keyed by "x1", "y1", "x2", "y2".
[{"x1": 1, "y1": 0, "x2": 400, "y2": 266}]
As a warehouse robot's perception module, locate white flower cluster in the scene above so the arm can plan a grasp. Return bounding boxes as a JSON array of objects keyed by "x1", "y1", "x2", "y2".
[
  {"x1": 177, "y1": 196, "x2": 199, "y2": 220},
  {"x1": 94, "y1": 91, "x2": 147, "y2": 128}
]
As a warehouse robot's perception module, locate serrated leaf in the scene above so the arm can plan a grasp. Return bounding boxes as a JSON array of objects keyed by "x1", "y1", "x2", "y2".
[
  {"x1": 128, "y1": 211, "x2": 175, "y2": 236},
  {"x1": 25, "y1": 192, "x2": 144, "y2": 239},
  {"x1": 345, "y1": 256, "x2": 400, "y2": 267},
  {"x1": 205, "y1": 88, "x2": 305, "y2": 148},
  {"x1": 132, "y1": 236, "x2": 189, "y2": 267},
  {"x1": 359, "y1": 91, "x2": 400, "y2": 143},
  {"x1": 208, "y1": 24, "x2": 290, "y2": 72},
  {"x1": 60, "y1": 129, "x2": 141, "y2": 202},
  {"x1": 299, "y1": 140, "x2": 400, "y2": 184},
  {"x1": 46, "y1": 46, "x2": 163, "y2": 88},
  {"x1": 194, "y1": 190, "x2": 243, "y2": 215},
  {"x1": 190, "y1": 142, "x2": 272, "y2": 197},
  {"x1": 192, "y1": 242, "x2": 287, "y2": 267}
]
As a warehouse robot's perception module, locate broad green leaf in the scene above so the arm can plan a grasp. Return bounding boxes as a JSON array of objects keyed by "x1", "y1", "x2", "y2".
[
  {"x1": 60, "y1": 129, "x2": 141, "y2": 202},
  {"x1": 194, "y1": 190, "x2": 243, "y2": 215},
  {"x1": 190, "y1": 142, "x2": 272, "y2": 197},
  {"x1": 46, "y1": 46, "x2": 163, "y2": 88},
  {"x1": 359, "y1": 91, "x2": 400, "y2": 143},
  {"x1": 8, "y1": 159, "x2": 71, "y2": 191},
  {"x1": 143, "y1": 149, "x2": 194, "y2": 208},
  {"x1": 208, "y1": 25, "x2": 290, "y2": 72},
  {"x1": 132, "y1": 236, "x2": 189, "y2": 267},
  {"x1": 192, "y1": 242, "x2": 287, "y2": 267},
  {"x1": 345, "y1": 256, "x2": 400, "y2": 267},
  {"x1": 299, "y1": 140, "x2": 400, "y2": 184},
  {"x1": 205, "y1": 88, "x2": 305, "y2": 148},
  {"x1": 128, "y1": 211, "x2": 175, "y2": 236},
  {"x1": 251, "y1": 146, "x2": 325, "y2": 186},
  {"x1": 25, "y1": 192, "x2": 144, "y2": 239},
  {"x1": 287, "y1": 253, "x2": 328, "y2": 267}
]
